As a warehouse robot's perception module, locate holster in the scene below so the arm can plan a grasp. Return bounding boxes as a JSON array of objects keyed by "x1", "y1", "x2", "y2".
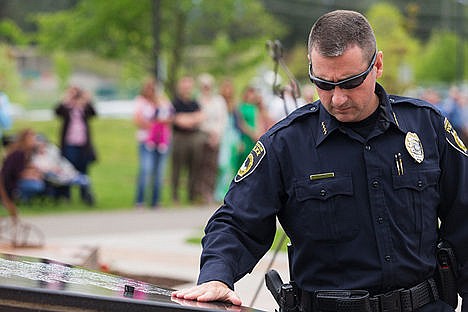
[
  {"x1": 434, "y1": 240, "x2": 458, "y2": 309},
  {"x1": 265, "y1": 269, "x2": 300, "y2": 312}
]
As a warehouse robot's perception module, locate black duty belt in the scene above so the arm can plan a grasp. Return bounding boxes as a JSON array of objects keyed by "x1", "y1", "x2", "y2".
[{"x1": 301, "y1": 278, "x2": 439, "y2": 312}]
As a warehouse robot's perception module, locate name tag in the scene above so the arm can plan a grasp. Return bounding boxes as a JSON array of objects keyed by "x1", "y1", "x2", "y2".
[{"x1": 309, "y1": 172, "x2": 335, "y2": 180}]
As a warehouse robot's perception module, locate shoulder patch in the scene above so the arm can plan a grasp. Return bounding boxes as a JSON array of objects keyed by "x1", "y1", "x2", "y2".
[
  {"x1": 234, "y1": 141, "x2": 266, "y2": 182},
  {"x1": 444, "y1": 117, "x2": 468, "y2": 156}
]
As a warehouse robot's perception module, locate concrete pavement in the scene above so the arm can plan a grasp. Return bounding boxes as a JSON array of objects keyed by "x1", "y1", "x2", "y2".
[{"x1": 0, "y1": 207, "x2": 289, "y2": 312}]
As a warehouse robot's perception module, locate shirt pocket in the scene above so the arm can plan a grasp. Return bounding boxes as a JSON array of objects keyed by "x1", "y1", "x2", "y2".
[
  {"x1": 391, "y1": 169, "x2": 440, "y2": 233},
  {"x1": 293, "y1": 174, "x2": 358, "y2": 242}
]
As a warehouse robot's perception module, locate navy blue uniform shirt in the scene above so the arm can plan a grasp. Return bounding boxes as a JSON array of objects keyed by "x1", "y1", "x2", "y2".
[{"x1": 198, "y1": 84, "x2": 468, "y2": 308}]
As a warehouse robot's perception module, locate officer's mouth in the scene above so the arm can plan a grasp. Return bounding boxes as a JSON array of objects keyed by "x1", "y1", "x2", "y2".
[{"x1": 333, "y1": 107, "x2": 352, "y2": 115}]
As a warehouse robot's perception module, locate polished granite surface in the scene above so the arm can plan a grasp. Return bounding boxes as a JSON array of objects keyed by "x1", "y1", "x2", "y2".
[{"x1": 0, "y1": 253, "x2": 264, "y2": 312}]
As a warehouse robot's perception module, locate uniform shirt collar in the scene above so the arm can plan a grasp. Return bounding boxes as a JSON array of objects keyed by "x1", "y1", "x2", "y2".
[
  {"x1": 315, "y1": 103, "x2": 340, "y2": 146},
  {"x1": 315, "y1": 83, "x2": 401, "y2": 147},
  {"x1": 375, "y1": 83, "x2": 405, "y2": 133}
]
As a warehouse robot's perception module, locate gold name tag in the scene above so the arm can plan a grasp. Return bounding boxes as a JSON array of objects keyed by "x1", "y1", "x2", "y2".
[{"x1": 309, "y1": 172, "x2": 335, "y2": 180}]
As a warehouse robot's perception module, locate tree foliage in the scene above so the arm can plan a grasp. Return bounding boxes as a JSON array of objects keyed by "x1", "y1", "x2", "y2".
[
  {"x1": 281, "y1": 2, "x2": 422, "y2": 94},
  {"x1": 34, "y1": 1, "x2": 152, "y2": 58},
  {"x1": 414, "y1": 31, "x2": 468, "y2": 84},
  {"x1": 0, "y1": 44, "x2": 26, "y2": 104},
  {"x1": 367, "y1": 3, "x2": 420, "y2": 93},
  {"x1": 0, "y1": 19, "x2": 28, "y2": 103},
  {"x1": 33, "y1": 0, "x2": 285, "y2": 96},
  {"x1": 53, "y1": 50, "x2": 72, "y2": 92},
  {"x1": 0, "y1": 19, "x2": 30, "y2": 45}
]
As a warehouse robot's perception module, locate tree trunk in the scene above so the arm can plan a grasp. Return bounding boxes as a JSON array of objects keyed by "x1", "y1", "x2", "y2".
[
  {"x1": 167, "y1": 8, "x2": 187, "y2": 98},
  {"x1": 151, "y1": 0, "x2": 161, "y2": 81}
]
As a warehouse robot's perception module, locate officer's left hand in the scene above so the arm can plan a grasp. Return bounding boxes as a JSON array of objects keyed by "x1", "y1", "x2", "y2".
[{"x1": 171, "y1": 281, "x2": 242, "y2": 306}]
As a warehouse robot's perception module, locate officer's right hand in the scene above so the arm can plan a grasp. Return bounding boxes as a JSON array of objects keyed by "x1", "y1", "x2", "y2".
[{"x1": 171, "y1": 280, "x2": 242, "y2": 306}]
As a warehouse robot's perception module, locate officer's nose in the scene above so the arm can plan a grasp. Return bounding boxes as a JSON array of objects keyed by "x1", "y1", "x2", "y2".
[{"x1": 331, "y1": 87, "x2": 347, "y2": 106}]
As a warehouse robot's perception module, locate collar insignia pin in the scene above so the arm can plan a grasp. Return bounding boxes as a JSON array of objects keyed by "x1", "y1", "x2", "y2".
[
  {"x1": 405, "y1": 132, "x2": 424, "y2": 163},
  {"x1": 321, "y1": 121, "x2": 327, "y2": 135}
]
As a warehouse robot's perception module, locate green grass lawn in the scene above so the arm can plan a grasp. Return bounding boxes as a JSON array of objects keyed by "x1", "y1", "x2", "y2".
[
  {"x1": 8, "y1": 116, "x2": 289, "y2": 255},
  {"x1": 5, "y1": 117, "x2": 184, "y2": 216}
]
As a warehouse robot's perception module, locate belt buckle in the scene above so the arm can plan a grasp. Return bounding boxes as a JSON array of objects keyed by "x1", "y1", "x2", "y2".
[{"x1": 376, "y1": 289, "x2": 403, "y2": 312}]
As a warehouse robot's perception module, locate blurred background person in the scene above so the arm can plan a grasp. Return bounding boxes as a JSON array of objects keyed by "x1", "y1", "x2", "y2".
[
  {"x1": 459, "y1": 90, "x2": 468, "y2": 145},
  {"x1": 54, "y1": 85, "x2": 97, "y2": 206},
  {"x1": 0, "y1": 90, "x2": 13, "y2": 148},
  {"x1": 441, "y1": 85, "x2": 464, "y2": 136},
  {"x1": 133, "y1": 77, "x2": 174, "y2": 209},
  {"x1": 32, "y1": 134, "x2": 93, "y2": 201},
  {"x1": 420, "y1": 88, "x2": 441, "y2": 106},
  {"x1": 236, "y1": 86, "x2": 273, "y2": 169},
  {"x1": 268, "y1": 82, "x2": 306, "y2": 123},
  {"x1": 214, "y1": 78, "x2": 242, "y2": 202},
  {"x1": 302, "y1": 84, "x2": 317, "y2": 103},
  {"x1": 0, "y1": 129, "x2": 45, "y2": 218},
  {"x1": 197, "y1": 73, "x2": 228, "y2": 204},
  {"x1": 171, "y1": 76, "x2": 204, "y2": 204}
]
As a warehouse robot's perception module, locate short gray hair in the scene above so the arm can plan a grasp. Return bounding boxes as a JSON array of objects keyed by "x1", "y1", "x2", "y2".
[{"x1": 308, "y1": 10, "x2": 376, "y2": 62}]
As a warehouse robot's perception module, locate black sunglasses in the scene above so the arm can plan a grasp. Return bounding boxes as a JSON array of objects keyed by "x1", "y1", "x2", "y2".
[{"x1": 308, "y1": 51, "x2": 377, "y2": 91}]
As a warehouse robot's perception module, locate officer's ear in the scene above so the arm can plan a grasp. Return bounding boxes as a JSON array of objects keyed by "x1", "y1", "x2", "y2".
[{"x1": 375, "y1": 51, "x2": 384, "y2": 79}]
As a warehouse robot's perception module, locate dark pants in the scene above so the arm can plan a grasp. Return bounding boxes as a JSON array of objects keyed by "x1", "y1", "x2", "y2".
[
  {"x1": 63, "y1": 145, "x2": 90, "y2": 174},
  {"x1": 171, "y1": 130, "x2": 204, "y2": 202},
  {"x1": 60, "y1": 145, "x2": 94, "y2": 205},
  {"x1": 198, "y1": 137, "x2": 220, "y2": 203}
]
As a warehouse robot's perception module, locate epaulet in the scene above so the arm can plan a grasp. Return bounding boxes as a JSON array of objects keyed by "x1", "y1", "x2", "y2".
[
  {"x1": 267, "y1": 101, "x2": 320, "y2": 136},
  {"x1": 389, "y1": 95, "x2": 442, "y2": 116}
]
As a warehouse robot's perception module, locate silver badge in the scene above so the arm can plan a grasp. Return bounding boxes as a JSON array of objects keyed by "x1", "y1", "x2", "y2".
[{"x1": 405, "y1": 132, "x2": 424, "y2": 163}]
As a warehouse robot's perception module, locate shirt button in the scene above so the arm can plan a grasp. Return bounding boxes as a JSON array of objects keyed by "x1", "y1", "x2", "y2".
[
  {"x1": 372, "y1": 181, "x2": 379, "y2": 188},
  {"x1": 384, "y1": 255, "x2": 392, "y2": 262},
  {"x1": 365, "y1": 145, "x2": 371, "y2": 151},
  {"x1": 320, "y1": 189, "x2": 327, "y2": 197},
  {"x1": 377, "y1": 217, "x2": 384, "y2": 224},
  {"x1": 417, "y1": 180, "x2": 423, "y2": 188}
]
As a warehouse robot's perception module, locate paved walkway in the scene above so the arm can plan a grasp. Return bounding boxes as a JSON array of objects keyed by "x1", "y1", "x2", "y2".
[{"x1": 0, "y1": 207, "x2": 289, "y2": 311}]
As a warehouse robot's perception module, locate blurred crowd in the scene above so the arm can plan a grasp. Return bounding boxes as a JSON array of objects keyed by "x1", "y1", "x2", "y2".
[
  {"x1": 0, "y1": 86, "x2": 97, "y2": 218},
  {"x1": 2, "y1": 77, "x2": 467, "y2": 214},
  {"x1": 419, "y1": 85, "x2": 468, "y2": 144},
  {"x1": 133, "y1": 74, "x2": 317, "y2": 209}
]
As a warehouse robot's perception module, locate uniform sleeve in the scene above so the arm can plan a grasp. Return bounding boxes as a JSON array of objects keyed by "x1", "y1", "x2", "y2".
[
  {"x1": 436, "y1": 116, "x2": 468, "y2": 310},
  {"x1": 197, "y1": 134, "x2": 285, "y2": 289}
]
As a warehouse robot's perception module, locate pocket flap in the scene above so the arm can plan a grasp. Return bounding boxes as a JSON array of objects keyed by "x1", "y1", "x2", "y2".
[
  {"x1": 295, "y1": 175, "x2": 353, "y2": 201},
  {"x1": 392, "y1": 169, "x2": 440, "y2": 191}
]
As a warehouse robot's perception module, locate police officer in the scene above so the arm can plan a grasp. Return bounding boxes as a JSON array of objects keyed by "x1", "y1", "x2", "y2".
[{"x1": 172, "y1": 10, "x2": 468, "y2": 312}]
